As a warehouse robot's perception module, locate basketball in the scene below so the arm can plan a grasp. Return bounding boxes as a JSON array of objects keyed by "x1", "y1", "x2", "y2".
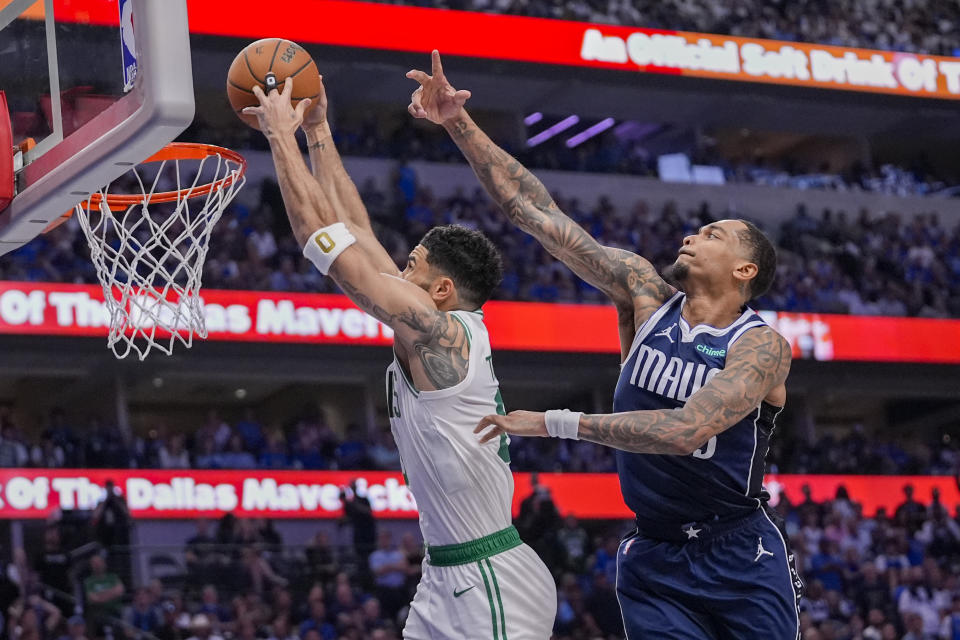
[{"x1": 227, "y1": 38, "x2": 321, "y2": 130}]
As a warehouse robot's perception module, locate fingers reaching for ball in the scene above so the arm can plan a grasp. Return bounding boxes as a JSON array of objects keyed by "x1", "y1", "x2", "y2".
[
  {"x1": 296, "y1": 98, "x2": 313, "y2": 119},
  {"x1": 243, "y1": 78, "x2": 311, "y2": 140},
  {"x1": 301, "y1": 75, "x2": 329, "y2": 130}
]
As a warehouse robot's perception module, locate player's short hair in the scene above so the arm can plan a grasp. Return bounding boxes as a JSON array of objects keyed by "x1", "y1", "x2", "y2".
[
  {"x1": 420, "y1": 225, "x2": 503, "y2": 307},
  {"x1": 737, "y1": 220, "x2": 777, "y2": 300}
]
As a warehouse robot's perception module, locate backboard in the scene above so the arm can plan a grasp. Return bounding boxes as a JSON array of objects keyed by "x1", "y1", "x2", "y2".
[{"x1": 0, "y1": 0, "x2": 194, "y2": 255}]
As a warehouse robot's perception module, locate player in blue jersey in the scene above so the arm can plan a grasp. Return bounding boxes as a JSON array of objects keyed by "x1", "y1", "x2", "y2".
[{"x1": 408, "y1": 51, "x2": 801, "y2": 639}]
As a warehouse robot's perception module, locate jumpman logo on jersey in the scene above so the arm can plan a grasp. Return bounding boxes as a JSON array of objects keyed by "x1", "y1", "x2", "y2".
[
  {"x1": 654, "y1": 322, "x2": 678, "y2": 343},
  {"x1": 754, "y1": 537, "x2": 775, "y2": 562}
]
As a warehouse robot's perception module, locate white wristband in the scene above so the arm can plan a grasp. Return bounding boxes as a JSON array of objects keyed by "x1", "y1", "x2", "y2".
[
  {"x1": 302, "y1": 223, "x2": 357, "y2": 275},
  {"x1": 544, "y1": 409, "x2": 582, "y2": 440}
]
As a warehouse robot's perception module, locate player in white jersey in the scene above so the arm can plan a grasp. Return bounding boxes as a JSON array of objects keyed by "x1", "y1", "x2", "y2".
[
  {"x1": 387, "y1": 309, "x2": 556, "y2": 639},
  {"x1": 245, "y1": 74, "x2": 556, "y2": 640}
]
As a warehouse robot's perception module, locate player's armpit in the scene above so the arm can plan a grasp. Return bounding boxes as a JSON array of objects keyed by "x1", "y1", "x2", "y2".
[
  {"x1": 603, "y1": 247, "x2": 677, "y2": 331},
  {"x1": 350, "y1": 228, "x2": 401, "y2": 277},
  {"x1": 577, "y1": 326, "x2": 791, "y2": 455},
  {"x1": 330, "y1": 250, "x2": 470, "y2": 390},
  {"x1": 616, "y1": 302, "x2": 638, "y2": 362},
  {"x1": 409, "y1": 311, "x2": 470, "y2": 390}
]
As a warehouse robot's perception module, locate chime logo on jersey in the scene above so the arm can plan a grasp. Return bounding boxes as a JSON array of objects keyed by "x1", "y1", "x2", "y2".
[
  {"x1": 625, "y1": 344, "x2": 721, "y2": 401},
  {"x1": 696, "y1": 344, "x2": 726, "y2": 357}
]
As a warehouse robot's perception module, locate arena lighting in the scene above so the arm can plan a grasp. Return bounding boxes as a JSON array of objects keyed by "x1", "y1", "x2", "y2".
[
  {"x1": 565, "y1": 117, "x2": 616, "y2": 148},
  {"x1": 523, "y1": 112, "x2": 543, "y2": 126},
  {"x1": 526, "y1": 115, "x2": 580, "y2": 147}
]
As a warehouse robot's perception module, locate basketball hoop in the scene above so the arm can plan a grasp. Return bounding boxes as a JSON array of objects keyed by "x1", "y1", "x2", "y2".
[{"x1": 70, "y1": 142, "x2": 246, "y2": 360}]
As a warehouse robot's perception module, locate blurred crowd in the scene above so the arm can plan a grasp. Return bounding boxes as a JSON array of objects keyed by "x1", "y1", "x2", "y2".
[
  {"x1": 192, "y1": 115, "x2": 956, "y2": 198},
  {"x1": 373, "y1": 0, "x2": 960, "y2": 56},
  {"x1": 2, "y1": 476, "x2": 960, "y2": 640},
  {"x1": 0, "y1": 408, "x2": 401, "y2": 473},
  {"x1": 2, "y1": 406, "x2": 958, "y2": 478},
  {"x1": 727, "y1": 161, "x2": 950, "y2": 198},
  {"x1": 781, "y1": 482, "x2": 960, "y2": 640},
  {"x1": 768, "y1": 429, "x2": 960, "y2": 477},
  {"x1": 769, "y1": 206, "x2": 959, "y2": 318},
  {"x1": 3, "y1": 166, "x2": 960, "y2": 318}
]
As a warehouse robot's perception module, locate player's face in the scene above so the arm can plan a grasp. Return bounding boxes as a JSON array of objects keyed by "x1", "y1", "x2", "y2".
[
  {"x1": 667, "y1": 219, "x2": 752, "y2": 287},
  {"x1": 400, "y1": 245, "x2": 438, "y2": 292}
]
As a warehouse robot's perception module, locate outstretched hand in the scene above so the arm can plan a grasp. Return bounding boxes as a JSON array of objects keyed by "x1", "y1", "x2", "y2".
[
  {"x1": 474, "y1": 410, "x2": 548, "y2": 444},
  {"x1": 242, "y1": 76, "x2": 312, "y2": 140},
  {"x1": 406, "y1": 50, "x2": 472, "y2": 125}
]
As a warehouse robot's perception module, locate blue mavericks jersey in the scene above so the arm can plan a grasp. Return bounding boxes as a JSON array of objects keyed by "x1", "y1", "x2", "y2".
[{"x1": 613, "y1": 292, "x2": 783, "y2": 526}]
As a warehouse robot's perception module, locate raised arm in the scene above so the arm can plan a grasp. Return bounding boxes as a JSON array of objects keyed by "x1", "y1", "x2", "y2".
[
  {"x1": 244, "y1": 81, "x2": 470, "y2": 391},
  {"x1": 406, "y1": 52, "x2": 675, "y2": 325},
  {"x1": 476, "y1": 326, "x2": 791, "y2": 454},
  {"x1": 300, "y1": 77, "x2": 400, "y2": 276}
]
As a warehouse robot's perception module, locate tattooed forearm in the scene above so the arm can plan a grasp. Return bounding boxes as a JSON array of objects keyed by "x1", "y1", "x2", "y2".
[
  {"x1": 337, "y1": 280, "x2": 397, "y2": 328},
  {"x1": 303, "y1": 126, "x2": 354, "y2": 217},
  {"x1": 578, "y1": 409, "x2": 703, "y2": 455},
  {"x1": 579, "y1": 327, "x2": 791, "y2": 454},
  {"x1": 304, "y1": 123, "x2": 398, "y2": 274},
  {"x1": 443, "y1": 112, "x2": 673, "y2": 316}
]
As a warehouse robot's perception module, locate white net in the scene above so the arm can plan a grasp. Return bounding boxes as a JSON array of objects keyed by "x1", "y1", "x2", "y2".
[{"x1": 74, "y1": 144, "x2": 246, "y2": 360}]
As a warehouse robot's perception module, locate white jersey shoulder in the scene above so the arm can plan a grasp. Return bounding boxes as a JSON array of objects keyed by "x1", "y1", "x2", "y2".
[{"x1": 386, "y1": 310, "x2": 513, "y2": 546}]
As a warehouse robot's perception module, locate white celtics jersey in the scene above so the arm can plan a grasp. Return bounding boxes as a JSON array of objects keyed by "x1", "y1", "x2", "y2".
[{"x1": 386, "y1": 309, "x2": 514, "y2": 547}]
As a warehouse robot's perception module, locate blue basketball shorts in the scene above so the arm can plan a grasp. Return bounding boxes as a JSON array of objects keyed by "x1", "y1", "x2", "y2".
[{"x1": 616, "y1": 508, "x2": 803, "y2": 639}]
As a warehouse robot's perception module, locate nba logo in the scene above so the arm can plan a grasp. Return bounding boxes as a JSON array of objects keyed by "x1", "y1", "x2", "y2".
[{"x1": 119, "y1": 0, "x2": 138, "y2": 92}]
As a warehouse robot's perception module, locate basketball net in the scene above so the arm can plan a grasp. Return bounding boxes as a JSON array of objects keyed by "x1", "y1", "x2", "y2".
[{"x1": 73, "y1": 143, "x2": 246, "y2": 360}]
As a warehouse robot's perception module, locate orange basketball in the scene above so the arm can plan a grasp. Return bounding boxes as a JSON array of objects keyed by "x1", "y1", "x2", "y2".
[{"x1": 227, "y1": 38, "x2": 321, "y2": 130}]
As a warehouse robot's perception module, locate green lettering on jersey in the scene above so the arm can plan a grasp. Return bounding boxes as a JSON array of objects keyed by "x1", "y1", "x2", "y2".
[
  {"x1": 494, "y1": 389, "x2": 510, "y2": 462},
  {"x1": 385, "y1": 371, "x2": 409, "y2": 483},
  {"x1": 486, "y1": 356, "x2": 511, "y2": 464},
  {"x1": 497, "y1": 433, "x2": 511, "y2": 464},
  {"x1": 386, "y1": 370, "x2": 401, "y2": 418},
  {"x1": 493, "y1": 388, "x2": 506, "y2": 416}
]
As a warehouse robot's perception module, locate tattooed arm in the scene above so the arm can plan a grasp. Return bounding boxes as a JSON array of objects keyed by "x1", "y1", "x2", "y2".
[
  {"x1": 476, "y1": 327, "x2": 791, "y2": 454},
  {"x1": 300, "y1": 77, "x2": 400, "y2": 276},
  {"x1": 334, "y1": 266, "x2": 471, "y2": 391},
  {"x1": 443, "y1": 111, "x2": 674, "y2": 322},
  {"x1": 406, "y1": 52, "x2": 674, "y2": 347},
  {"x1": 244, "y1": 80, "x2": 470, "y2": 391},
  {"x1": 577, "y1": 327, "x2": 791, "y2": 454}
]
